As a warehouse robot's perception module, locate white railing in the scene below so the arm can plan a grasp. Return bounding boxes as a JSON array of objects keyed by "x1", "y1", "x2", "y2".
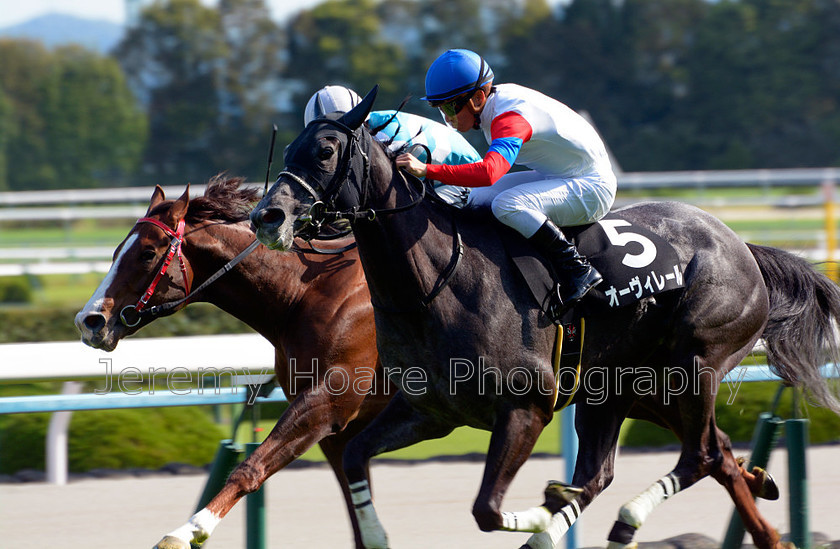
[
  {"x1": 1, "y1": 169, "x2": 838, "y2": 276},
  {"x1": 0, "y1": 167, "x2": 838, "y2": 212},
  {"x1": 0, "y1": 334, "x2": 278, "y2": 484}
]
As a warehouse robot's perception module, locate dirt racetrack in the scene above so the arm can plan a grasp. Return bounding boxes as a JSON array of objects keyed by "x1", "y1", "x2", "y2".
[{"x1": 1, "y1": 446, "x2": 838, "y2": 548}]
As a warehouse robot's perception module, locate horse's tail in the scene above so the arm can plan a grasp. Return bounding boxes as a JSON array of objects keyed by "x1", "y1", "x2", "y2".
[{"x1": 747, "y1": 243, "x2": 840, "y2": 414}]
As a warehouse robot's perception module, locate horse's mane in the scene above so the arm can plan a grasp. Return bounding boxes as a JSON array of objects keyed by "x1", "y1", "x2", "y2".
[{"x1": 186, "y1": 174, "x2": 262, "y2": 223}]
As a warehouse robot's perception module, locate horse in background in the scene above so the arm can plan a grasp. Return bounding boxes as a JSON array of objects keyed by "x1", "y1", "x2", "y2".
[
  {"x1": 75, "y1": 176, "x2": 388, "y2": 548},
  {"x1": 251, "y1": 88, "x2": 840, "y2": 549}
]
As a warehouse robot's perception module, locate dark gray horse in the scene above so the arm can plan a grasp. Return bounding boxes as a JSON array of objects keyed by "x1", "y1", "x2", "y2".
[{"x1": 251, "y1": 87, "x2": 840, "y2": 549}]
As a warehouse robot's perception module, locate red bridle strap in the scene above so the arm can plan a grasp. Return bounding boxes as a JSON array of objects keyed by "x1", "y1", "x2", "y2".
[{"x1": 132, "y1": 217, "x2": 191, "y2": 313}]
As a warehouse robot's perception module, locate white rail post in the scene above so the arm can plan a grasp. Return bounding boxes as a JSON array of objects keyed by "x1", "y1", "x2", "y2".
[{"x1": 46, "y1": 381, "x2": 83, "y2": 485}]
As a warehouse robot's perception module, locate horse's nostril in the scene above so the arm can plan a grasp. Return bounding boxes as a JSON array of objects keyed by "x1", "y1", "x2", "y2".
[
  {"x1": 83, "y1": 313, "x2": 106, "y2": 332},
  {"x1": 261, "y1": 208, "x2": 285, "y2": 225}
]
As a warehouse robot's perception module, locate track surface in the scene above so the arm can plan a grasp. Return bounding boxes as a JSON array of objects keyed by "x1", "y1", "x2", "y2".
[{"x1": 1, "y1": 446, "x2": 838, "y2": 548}]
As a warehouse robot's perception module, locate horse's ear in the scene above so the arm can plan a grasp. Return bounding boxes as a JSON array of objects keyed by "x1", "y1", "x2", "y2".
[
  {"x1": 147, "y1": 185, "x2": 166, "y2": 214},
  {"x1": 338, "y1": 85, "x2": 378, "y2": 130},
  {"x1": 170, "y1": 184, "x2": 190, "y2": 222}
]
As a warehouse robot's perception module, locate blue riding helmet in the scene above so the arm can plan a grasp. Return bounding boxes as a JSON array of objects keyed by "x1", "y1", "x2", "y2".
[{"x1": 421, "y1": 49, "x2": 494, "y2": 103}]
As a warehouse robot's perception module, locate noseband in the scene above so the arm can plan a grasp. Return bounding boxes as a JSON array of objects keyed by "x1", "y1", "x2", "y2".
[{"x1": 119, "y1": 217, "x2": 191, "y2": 327}]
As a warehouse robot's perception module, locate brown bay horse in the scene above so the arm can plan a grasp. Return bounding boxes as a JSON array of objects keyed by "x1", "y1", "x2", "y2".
[
  {"x1": 251, "y1": 88, "x2": 840, "y2": 549},
  {"x1": 75, "y1": 176, "x2": 388, "y2": 548}
]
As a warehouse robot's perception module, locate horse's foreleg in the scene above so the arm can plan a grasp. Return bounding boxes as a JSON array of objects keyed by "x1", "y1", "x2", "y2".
[
  {"x1": 522, "y1": 398, "x2": 628, "y2": 549},
  {"x1": 153, "y1": 387, "x2": 363, "y2": 548},
  {"x1": 471, "y1": 404, "x2": 551, "y2": 533},
  {"x1": 343, "y1": 392, "x2": 454, "y2": 549}
]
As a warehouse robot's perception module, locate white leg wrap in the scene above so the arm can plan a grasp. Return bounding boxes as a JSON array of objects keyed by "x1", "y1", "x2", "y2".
[
  {"x1": 349, "y1": 480, "x2": 389, "y2": 549},
  {"x1": 501, "y1": 506, "x2": 552, "y2": 532},
  {"x1": 523, "y1": 500, "x2": 582, "y2": 549},
  {"x1": 164, "y1": 508, "x2": 221, "y2": 546},
  {"x1": 618, "y1": 473, "x2": 681, "y2": 528}
]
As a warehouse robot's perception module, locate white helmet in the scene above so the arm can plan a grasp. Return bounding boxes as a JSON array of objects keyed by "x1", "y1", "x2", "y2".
[{"x1": 304, "y1": 85, "x2": 363, "y2": 126}]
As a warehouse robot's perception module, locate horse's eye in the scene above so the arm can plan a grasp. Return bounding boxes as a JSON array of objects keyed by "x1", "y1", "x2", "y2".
[
  {"x1": 140, "y1": 249, "x2": 157, "y2": 263},
  {"x1": 318, "y1": 146, "x2": 334, "y2": 160}
]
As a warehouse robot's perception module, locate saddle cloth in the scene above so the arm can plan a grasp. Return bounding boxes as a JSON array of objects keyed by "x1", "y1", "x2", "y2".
[{"x1": 501, "y1": 210, "x2": 685, "y2": 316}]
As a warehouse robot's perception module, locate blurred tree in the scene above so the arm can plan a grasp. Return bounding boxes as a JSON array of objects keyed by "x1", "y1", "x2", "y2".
[
  {"x1": 45, "y1": 46, "x2": 147, "y2": 187},
  {"x1": 115, "y1": 0, "x2": 225, "y2": 184},
  {"x1": 116, "y1": 0, "x2": 288, "y2": 184},
  {"x1": 677, "y1": 0, "x2": 840, "y2": 169},
  {"x1": 0, "y1": 88, "x2": 10, "y2": 191},
  {"x1": 0, "y1": 40, "x2": 54, "y2": 190},
  {"x1": 213, "y1": 0, "x2": 290, "y2": 176},
  {"x1": 286, "y1": 0, "x2": 406, "y2": 114},
  {"x1": 592, "y1": 0, "x2": 707, "y2": 171},
  {"x1": 499, "y1": 0, "x2": 840, "y2": 171},
  {"x1": 0, "y1": 39, "x2": 146, "y2": 190}
]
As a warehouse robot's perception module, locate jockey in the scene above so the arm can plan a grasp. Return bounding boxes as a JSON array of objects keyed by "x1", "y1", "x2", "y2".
[
  {"x1": 304, "y1": 85, "x2": 480, "y2": 205},
  {"x1": 395, "y1": 49, "x2": 616, "y2": 309}
]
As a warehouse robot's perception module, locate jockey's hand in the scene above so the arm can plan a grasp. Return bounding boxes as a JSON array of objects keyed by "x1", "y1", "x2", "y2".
[{"x1": 396, "y1": 153, "x2": 427, "y2": 179}]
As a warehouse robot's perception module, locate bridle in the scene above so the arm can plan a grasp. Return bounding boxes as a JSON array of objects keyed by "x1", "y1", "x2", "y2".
[
  {"x1": 119, "y1": 216, "x2": 260, "y2": 327},
  {"x1": 281, "y1": 117, "x2": 426, "y2": 242},
  {"x1": 119, "y1": 217, "x2": 190, "y2": 327},
  {"x1": 278, "y1": 119, "x2": 463, "y2": 312}
]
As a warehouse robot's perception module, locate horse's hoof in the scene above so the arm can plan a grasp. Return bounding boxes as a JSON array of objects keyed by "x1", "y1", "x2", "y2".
[
  {"x1": 753, "y1": 466, "x2": 780, "y2": 500},
  {"x1": 153, "y1": 535, "x2": 191, "y2": 549},
  {"x1": 544, "y1": 480, "x2": 583, "y2": 507}
]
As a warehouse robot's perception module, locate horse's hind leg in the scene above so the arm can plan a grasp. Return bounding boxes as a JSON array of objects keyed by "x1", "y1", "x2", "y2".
[
  {"x1": 733, "y1": 453, "x2": 779, "y2": 500},
  {"x1": 708, "y1": 427, "x2": 784, "y2": 546},
  {"x1": 606, "y1": 360, "x2": 783, "y2": 549},
  {"x1": 319, "y1": 427, "x2": 375, "y2": 549},
  {"x1": 343, "y1": 392, "x2": 454, "y2": 549},
  {"x1": 629, "y1": 401, "x2": 778, "y2": 500}
]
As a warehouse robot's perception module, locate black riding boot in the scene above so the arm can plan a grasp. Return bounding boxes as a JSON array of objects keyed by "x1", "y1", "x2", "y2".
[{"x1": 529, "y1": 219, "x2": 603, "y2": 309}]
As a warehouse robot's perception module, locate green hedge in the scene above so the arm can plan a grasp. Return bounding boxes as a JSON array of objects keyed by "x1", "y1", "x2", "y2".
[
  {"x1": 0, "y1": 276, "x2": 33, "y2": 304},
  {"x1": 622, "y1": 381, "x2": 840, "y2": 447},
  {"x1": 0, "y1": 302, "x2": 253, "y2": 343},
  {"x1": 0, "y1": 406, "x2": 226, "y2": 474}
]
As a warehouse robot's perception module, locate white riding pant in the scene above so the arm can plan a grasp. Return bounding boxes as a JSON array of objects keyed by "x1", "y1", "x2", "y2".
[{"x1": 466, "y1": 170, "x2": 616, "y2": 238}]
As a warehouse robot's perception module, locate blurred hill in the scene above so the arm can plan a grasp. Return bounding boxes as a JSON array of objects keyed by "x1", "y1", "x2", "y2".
[{"x1": 0, "y1": 14, "x2": 123, "y2": 53}]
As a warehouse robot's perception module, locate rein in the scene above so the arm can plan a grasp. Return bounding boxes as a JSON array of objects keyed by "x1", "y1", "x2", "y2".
[{"x1": 119, "y1": 218, "x2": 261, "y2": 327}]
